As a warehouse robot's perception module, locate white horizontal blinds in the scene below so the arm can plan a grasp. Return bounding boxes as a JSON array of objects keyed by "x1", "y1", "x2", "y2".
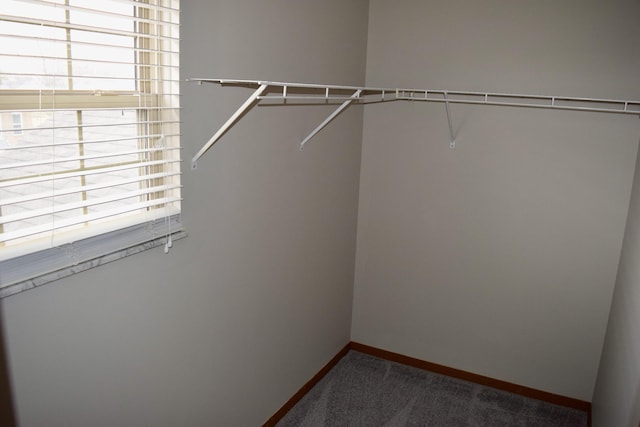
[
  {"x1": 0, "y1": 1, "x2": 180, "y2": 90},
  {"x1": 0, "y1": 0, "x2": 180, "y2": 250}
]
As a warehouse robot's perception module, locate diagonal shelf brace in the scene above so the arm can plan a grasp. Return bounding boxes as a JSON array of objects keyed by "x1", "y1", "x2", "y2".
[
  {"x1": 191, "y1": 83, "x2": 268, "y2": 170},
  {"x1": 299, "y1": 89, "x2": 363, "y2": 151}
]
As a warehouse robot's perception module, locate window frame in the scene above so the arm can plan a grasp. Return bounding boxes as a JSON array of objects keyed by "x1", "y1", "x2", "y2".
[{"x1": 0, "y1": 0, "x2": 183, "y2": 298}]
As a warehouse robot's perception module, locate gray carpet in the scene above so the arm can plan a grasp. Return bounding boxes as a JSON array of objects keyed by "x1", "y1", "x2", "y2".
[{"x1": 276, "y1": 351, "x2": 588, "y2": 426}]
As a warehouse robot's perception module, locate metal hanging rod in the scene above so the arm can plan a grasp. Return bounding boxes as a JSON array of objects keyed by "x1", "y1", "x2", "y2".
[{"x1": 188, "y1": 78, "x2": 640, "y2": 168}]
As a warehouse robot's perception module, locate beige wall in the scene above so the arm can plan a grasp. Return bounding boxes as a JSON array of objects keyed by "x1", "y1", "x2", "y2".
[
  {"x1": 0, "y1": 1, "x2": 368, "y2": 425},
  {"x1": 1, "y1": 1, "x2": 639, "y2": 425},
  {"x1": 592, "y1": 142, "x2": 640, "y2": 425},
  {"x1": 352, "y1": 0, "x2": 640, "y2": 401}
]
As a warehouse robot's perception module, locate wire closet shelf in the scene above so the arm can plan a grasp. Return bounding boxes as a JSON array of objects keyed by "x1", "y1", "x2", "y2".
[{"x1": 188, "y1": 78, "x2": 640, "y2": 169}]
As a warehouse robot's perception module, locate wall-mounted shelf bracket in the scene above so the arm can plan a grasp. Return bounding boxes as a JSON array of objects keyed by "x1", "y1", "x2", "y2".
[
  {"x1": 188, "y1": 78, "x2": 640, "y2": 167},
  {"x1": 191, "y1": 83, "x2": 268, "y2": 170},
  {"x1": 300, "y1": 89, "x2": 362, "y2": 151},
  {"x1": 443, "y1": 92, "x2": 456, "y2": 149}
]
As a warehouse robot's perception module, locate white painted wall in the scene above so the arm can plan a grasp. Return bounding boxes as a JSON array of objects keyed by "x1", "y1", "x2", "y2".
[
  {"x1": 592, "y1": 143, "x2": 640, "y2": 425},
  {"x1": 352, "y1": 0, "x2": 640, "y2": 401},
  {"x1": 0, "y1": 1, "x2": 368, "y2": 425}
]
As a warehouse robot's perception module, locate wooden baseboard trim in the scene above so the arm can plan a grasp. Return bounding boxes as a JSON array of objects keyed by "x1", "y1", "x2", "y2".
[
  {"x1": 350, "y1": 341, "x2": 592, "y2": 417},
  {"x1": 264, "y1": 341, "x2": 592, "y2": 426},
  {"x1": 263, "y1": 342, "x2": 351, "y2": 427}
]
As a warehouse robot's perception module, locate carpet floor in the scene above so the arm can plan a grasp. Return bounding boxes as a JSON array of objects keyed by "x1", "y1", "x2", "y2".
[{"x1": 276, "y1": 350, "x2": 588, "y2": 426}]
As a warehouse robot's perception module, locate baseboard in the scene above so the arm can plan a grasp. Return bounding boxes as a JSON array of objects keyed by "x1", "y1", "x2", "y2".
[
  {"x1": 264, "y1": 341, "x2": 592, "y2": 426},
  {"x1": 262, "y1": 343, "x2": 351, "y2": 427},
  {"x1": 350, "y1": 342, "x2": 592, "y2": 421}
]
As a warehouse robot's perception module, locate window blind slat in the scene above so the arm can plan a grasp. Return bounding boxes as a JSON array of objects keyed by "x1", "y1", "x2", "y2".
[
  {"x1": 0, "y1": 53, "x2": 180, "y2": 71},
  {"x1": 1, "y1": 183, "x2": 182, "y2": 225},
  {"x1": 0, "y1": 105, "x2": 180, "y2": 116},
  {"x1": 0, "y1": 14, "x2": 180, "y2": 42},
  {"x1": 0, "y1": 120, "x2": 181, "y2": 134},
  {"x1": 9, "y1": 0, "x2": 181, "y2": 13},
  {"x1": 0, "y1": 33, "x2": 179, "y2": 56},
  {"x1": 2, "y1": 171, "x2": 181, "y2": 206},
  {"x1": 0, "y1": 133, "x2": 179, "y2": 150},
  {"x1": 0, "y1": 159, "x2": 180, "y2": 189},
  {"x1": 0, "y1": 196, "x2": 182, "y2": 244},
  {"x1": 19, "y1": 0, "x2": 180, "y2": 28},
  {"x1": 0, "y1": 108, "x2": 180, "y2": 115},
  {"x1": 105, "y1": 0, "x2": 180, "y2": 14},
  {"x1": 0, "y1": 72, "x2": 180, "y2": 83},
  {"x1": 0, "y1": 91, "x2": 181, "y2": 98},
  {"x1": 0, "y1": 147, "x2": 181, "y2": 170}
]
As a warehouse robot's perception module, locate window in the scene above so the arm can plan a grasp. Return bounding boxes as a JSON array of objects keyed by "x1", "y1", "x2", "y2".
[
  {"x1": 11, "y1": 112, "x2": 22, "y2": 135},
  {"x1": 0, "y1": 0, "x2": 182, "y2": 298}
]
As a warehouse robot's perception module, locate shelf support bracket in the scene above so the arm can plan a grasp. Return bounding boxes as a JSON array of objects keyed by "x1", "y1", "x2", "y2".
[
  {"x1": 191, "y1": 83, "x2": 268, "y2": 169},
  {"x1": 444, "y1": 92, "x2": 456, "y2": 149},
  {"x1": 299, "y1": 89, "x2": 362, "y2": 151}
]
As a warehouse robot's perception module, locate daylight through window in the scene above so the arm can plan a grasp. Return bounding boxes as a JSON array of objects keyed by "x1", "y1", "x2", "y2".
[{"x1": 0, "y1": 0, "x2": 181, "y2": 295}]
